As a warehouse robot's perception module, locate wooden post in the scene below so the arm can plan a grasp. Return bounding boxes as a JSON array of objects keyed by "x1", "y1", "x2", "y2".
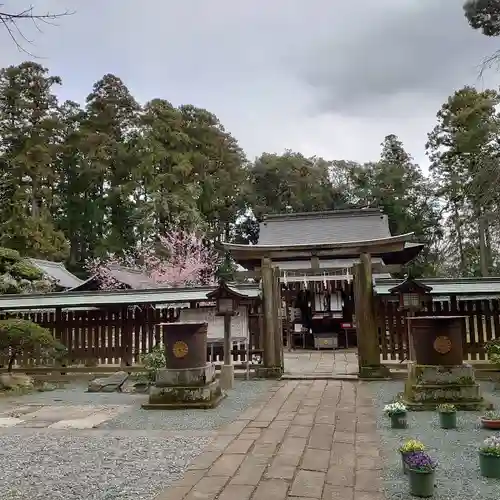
[
  {"x1": 272, "y1": 266, "x2": 283, "y2": 373},
  {"x1": 55, "y1": 307, "x2": 66, "y2": 375},
  {"x1": 245, "y1": 305, "x2": 251, "y2": 380},
  {"x1": 261, "y1": 257, "x2": 276, "y2": 373},
  {"x1": 284, "y1": 288, "x2": 293, "y2": 352},
  {"x1": 223, "y1": 313, "x2": 232, "y2": 366},
  {"x1": 220, "y1": 312, "x2": 234, "y2": 389},
  {"x1": 120, "y1": 307, "x2": 133, "y2": 368},
  {"x1": 353, "y1": 253, "x2": 388, "y2": 379}
]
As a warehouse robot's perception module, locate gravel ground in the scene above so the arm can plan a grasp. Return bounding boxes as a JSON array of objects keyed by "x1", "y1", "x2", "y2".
[
  {"x1": 0, "y1": 380, "x2": 275, "y2": 500},
  {"x1": 0, "y1": 430, "x2": 211, "y2": 500},
  {"x1": 101, "y1": 380, "x2": 276, "y2": 431},
  {"x1": 367, "y1": 381, "x2": 500, "y2": 500}
]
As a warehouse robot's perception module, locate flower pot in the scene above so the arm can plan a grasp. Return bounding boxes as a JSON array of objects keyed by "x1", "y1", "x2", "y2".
[
  {"x1": 439, "y1": 411, "x2": 457, "y2": 429},
  {"x1": 481, "y1": 418, "x2": 500, "y2": 430},
  {"x1": 391, "y1": 412, "x2": 407, "y2": 429},
  {"x1": 408, "y1": 469, "x2": 435, "y2": 497},
  {"x1": 401, "y1": 452, "x2": 411, "y2": 474},
  {"x1": 479, "y1": 452, "x2": 500, "y2": 479}
]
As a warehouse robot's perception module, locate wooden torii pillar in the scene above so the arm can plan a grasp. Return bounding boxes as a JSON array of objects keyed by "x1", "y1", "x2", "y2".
[
  {"x1": 353, "y1": 253, "x2": 390, "y2": 379},
  {"x1": 257, "y1": 257, "x2": 283, "y2": 378}
]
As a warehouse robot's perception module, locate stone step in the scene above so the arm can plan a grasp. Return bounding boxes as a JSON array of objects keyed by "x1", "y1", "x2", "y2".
[{"x1": 281, "y1": 373, "x2": 359, "y2": 381}]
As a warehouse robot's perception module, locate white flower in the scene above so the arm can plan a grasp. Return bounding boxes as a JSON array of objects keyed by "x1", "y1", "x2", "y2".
[
  {"x1": 483, "y1": 436, "x2": 500, "y2": 449},
  {"x1": 384, "y1": 402, "x2": 407, "y2": 415}
]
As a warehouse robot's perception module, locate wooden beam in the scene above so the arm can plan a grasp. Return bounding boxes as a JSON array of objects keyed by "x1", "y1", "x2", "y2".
[{"x1": 234, "y1": 264, "x2": 401, "y2": 280}]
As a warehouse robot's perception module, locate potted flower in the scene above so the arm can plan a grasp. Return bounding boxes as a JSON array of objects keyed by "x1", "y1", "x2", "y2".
[
  {"x1": 479, "y1": 435, "x2": 500, "y2": 479},
  {"x1": 399, "y1": 439, "x2": 426, "y2": 475},
  {"x1": 384, "y1": 402, "x2": 407, "y2": 429},
  {"x1": 480, "y1": 411, "x2": 500, "y2": 430},
  {"x1": 406, "y1": 451, "x2": 437, "y2": 498},
  {"x1": 437, "y1": 403, "x2": 457, "y2": 429}
]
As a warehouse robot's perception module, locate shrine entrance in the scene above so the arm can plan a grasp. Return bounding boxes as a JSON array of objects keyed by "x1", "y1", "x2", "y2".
[
  {"x1": 233, "y1": 253, "x2": 394, "y2": 379},
  {"x1": 220, "y1": 209, "x2": 423, "y2": 378}
]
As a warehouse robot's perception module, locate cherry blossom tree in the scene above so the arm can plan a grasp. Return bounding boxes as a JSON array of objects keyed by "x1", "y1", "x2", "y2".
[{"x1": 85, "y1": 229, "x2": 220, "y2": 290}]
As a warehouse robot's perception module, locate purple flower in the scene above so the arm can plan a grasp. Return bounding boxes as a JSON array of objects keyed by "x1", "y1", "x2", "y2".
[{"x1": 405, "y1": 451, "x2": 437, "y2": 472}]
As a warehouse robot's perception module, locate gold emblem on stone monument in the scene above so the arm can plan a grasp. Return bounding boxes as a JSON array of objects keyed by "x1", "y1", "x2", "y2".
[
  {"x1": 433, "y1": 336, "x2": 452, "y2": 354},
  {"x1": 172, "y1": 341, "x2": 189, "y2": 358}
]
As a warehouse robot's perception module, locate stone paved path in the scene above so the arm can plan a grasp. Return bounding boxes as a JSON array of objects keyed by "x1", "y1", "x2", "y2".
[
  {"x1": 0, "y1": 403, "x2": 130, "y2": 429},
  {"x1": 283, "y1": 350, "x2": 359, "y2": 377},
  {"x1": 156, "y1": 380, "x2": 384, "y2": 500}
]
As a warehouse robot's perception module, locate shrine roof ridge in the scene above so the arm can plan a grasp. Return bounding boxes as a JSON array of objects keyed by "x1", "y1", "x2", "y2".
[
  {"x1": 261, "y1": 207, "x2": 384, "y2": 222},
  {"x1": 221, "y1": 233, "x2": 417, "y2": 251}
]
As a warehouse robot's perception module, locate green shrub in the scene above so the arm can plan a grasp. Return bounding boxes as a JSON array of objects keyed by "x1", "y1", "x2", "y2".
[
  {"x1": 486, "y1": 339, "x2": 500, "y2": 366},
  {"x1": 0, "y1": 247, "x2": 21, "y2": 264},
  {"x1": 0, "y1": 275, "x2": 21, "y2": 294},
  {"x1": 0, "y1": 319, "x2": 66, "y2": 372},
  {"x1": 140, "y1": 343, "x2": 166, "y2": 381},
  {"x1": 10, "y1": 260, "x2": 44, "y2": 281}
]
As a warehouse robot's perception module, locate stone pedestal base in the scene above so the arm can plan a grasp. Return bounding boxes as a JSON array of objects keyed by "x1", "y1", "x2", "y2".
[
  {"x1": 254, "y1": 366, "x2": 283, "y2": 379},
  {"x1": 155, "y1": 363, "x2": 216, "y2": 387},
  {"x1": 359, "y1": 364, "x2": 391, "y2": 380},
  {"x1": 402, "y1": 363, "x2": 491, "y2": 411},
  {"x1": 220, "y1": 364, "x2": 234, "y2": 390},
  {"x1": 142, "y1": 363, "x2": 225, "y2": 410}
]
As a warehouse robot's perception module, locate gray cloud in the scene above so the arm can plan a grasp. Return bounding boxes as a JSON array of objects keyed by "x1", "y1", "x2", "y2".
[
  {"x1": 298, "y1": 0, "x2": 500, "y2": 115},
  {"x1": 0, "y1": 0, "x2": 499, "y2": 165}
]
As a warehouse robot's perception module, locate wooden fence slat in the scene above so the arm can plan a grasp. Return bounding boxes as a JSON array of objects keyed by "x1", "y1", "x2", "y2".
[
  {"x1": 483, "y1": 300, "x2": 494, "y2": 357},
  {"x1": 378, "y1": 301, "x2": 389, "y2": 360},
  {"x1": 492, "y1": 300, "x2": 500, "y2": 360},
  {"x1": 387, "y1": 302, "x2": 397, "y2": 361},
  {"x1": 475, "y1": 300, "x2": 483, "y2": 360},
  {"x1": 468, "y1": 302, "x2": 477, "y2": 361}
]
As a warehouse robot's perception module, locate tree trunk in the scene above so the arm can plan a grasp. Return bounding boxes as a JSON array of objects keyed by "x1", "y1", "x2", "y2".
[
  {"x1": 452, "y1": 203, "x2": 466, "y2": 274},
  {"x1": 7, "y1": 353, "x2": 16, "y2": 373}
]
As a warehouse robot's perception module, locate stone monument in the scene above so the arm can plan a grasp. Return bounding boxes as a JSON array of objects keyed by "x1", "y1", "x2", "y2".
[
  {"x1": 403, "y1": 315, "x2": 491, "y2": 411},
  {"x1": 142, "y1": 322, "x2": 225, "y2": 410}
]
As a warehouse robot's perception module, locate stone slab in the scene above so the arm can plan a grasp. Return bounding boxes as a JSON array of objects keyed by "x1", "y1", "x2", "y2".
[
  {"x1": 156, "y1": 363, "x2": 216, "y2": 387},
  {"x1": 404, "y1": 362, "x2": 491, "y2": 410},
  {"x1": 401, "y1": 396, "x2": 492, "y2": 411},
  {"x1": 147, "y1": 379, "x2": 223, "y2": 407},
  {"x1": 0, "y1": 417, "x2": 24, "y2": 427},
  {"x1": 142, "y1": 392, "x2": 226, "y2": 410},
  {"x1": 408, "y1": 363, "x2": 475, "y2": 385},
  {"x1": 48, "y1": 410, "x2": 119, "y2": 429},
  {"x1": 23, "y1": 405, "x2": 96, "y2": 422}
]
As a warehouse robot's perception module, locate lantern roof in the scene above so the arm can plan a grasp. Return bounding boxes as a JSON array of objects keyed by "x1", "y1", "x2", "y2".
[
  {"x1": 206, "y1": 280, "x2": 251, "y2": 301},
  {"x1": 388, "y1": 277, "x2": 433, "y2": 295}
]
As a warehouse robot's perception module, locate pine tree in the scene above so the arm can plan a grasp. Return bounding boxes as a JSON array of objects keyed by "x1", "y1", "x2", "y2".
[
  {"x1": 0, "y1": 62, "x2": 68, "y2": 260},
  {"x1": 427, "y1": 86, "x2": 500, "y2": 275}
]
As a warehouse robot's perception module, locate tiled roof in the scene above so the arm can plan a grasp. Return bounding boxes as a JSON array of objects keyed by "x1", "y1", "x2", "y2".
[
  {"x1": 29, "y1": 259, "x2": 84, "y2": 289},
  {"x1": 374, "y1": 277, "x2": 500, "y2": 296},
  {"x1": 258, "y1": 209, "x2": 392, "y2": 245},
  {"x1": 0, "y1": 283, "x2": 261, "y2": 310},
  {"x1": 106, "y1": 264, "x2": 160, "y2": 289}
]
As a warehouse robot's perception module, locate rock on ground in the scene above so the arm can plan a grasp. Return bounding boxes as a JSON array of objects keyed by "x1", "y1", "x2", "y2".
[
  {"x1": 0, "y1": 373, "x2": 34, "y2": 390},
  {"x1": 87, "y1": 371, "x2": 129, "y2": 393}
]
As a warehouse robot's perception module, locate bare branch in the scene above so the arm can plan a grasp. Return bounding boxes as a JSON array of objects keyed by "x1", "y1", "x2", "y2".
[
  {"x1": 479, "y1": 49, "x2": 500, "y2": 78},
  {"x1": 0, "y1": 4, "x2": 74, "y2": 56}
]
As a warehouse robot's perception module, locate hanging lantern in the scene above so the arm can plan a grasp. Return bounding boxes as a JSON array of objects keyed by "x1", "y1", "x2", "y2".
[
  {"x1": 388, "y1": 278, "x2": 433, "y2": 312},
  {"x1": 206, "y1": 281, "x2": 244, "y2": 316}
]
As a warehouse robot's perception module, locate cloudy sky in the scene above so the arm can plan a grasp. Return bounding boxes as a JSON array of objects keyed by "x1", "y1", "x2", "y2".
[{"x1": 1, "y1": 0, "x2": 500, "y2": 168}]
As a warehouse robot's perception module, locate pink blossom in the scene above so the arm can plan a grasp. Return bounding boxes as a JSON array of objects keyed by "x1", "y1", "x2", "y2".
[{"x1": 84, "y1": 229, "x2": 220, "y2": 290}]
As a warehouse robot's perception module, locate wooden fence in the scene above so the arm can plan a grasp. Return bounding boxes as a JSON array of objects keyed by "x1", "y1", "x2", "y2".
[
  {"x1": 0, "y1": 307, "x2": 263, "y2": 369},
  {"x1": 377, "y1": 297, "x2": 500, "y2": 362}
]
